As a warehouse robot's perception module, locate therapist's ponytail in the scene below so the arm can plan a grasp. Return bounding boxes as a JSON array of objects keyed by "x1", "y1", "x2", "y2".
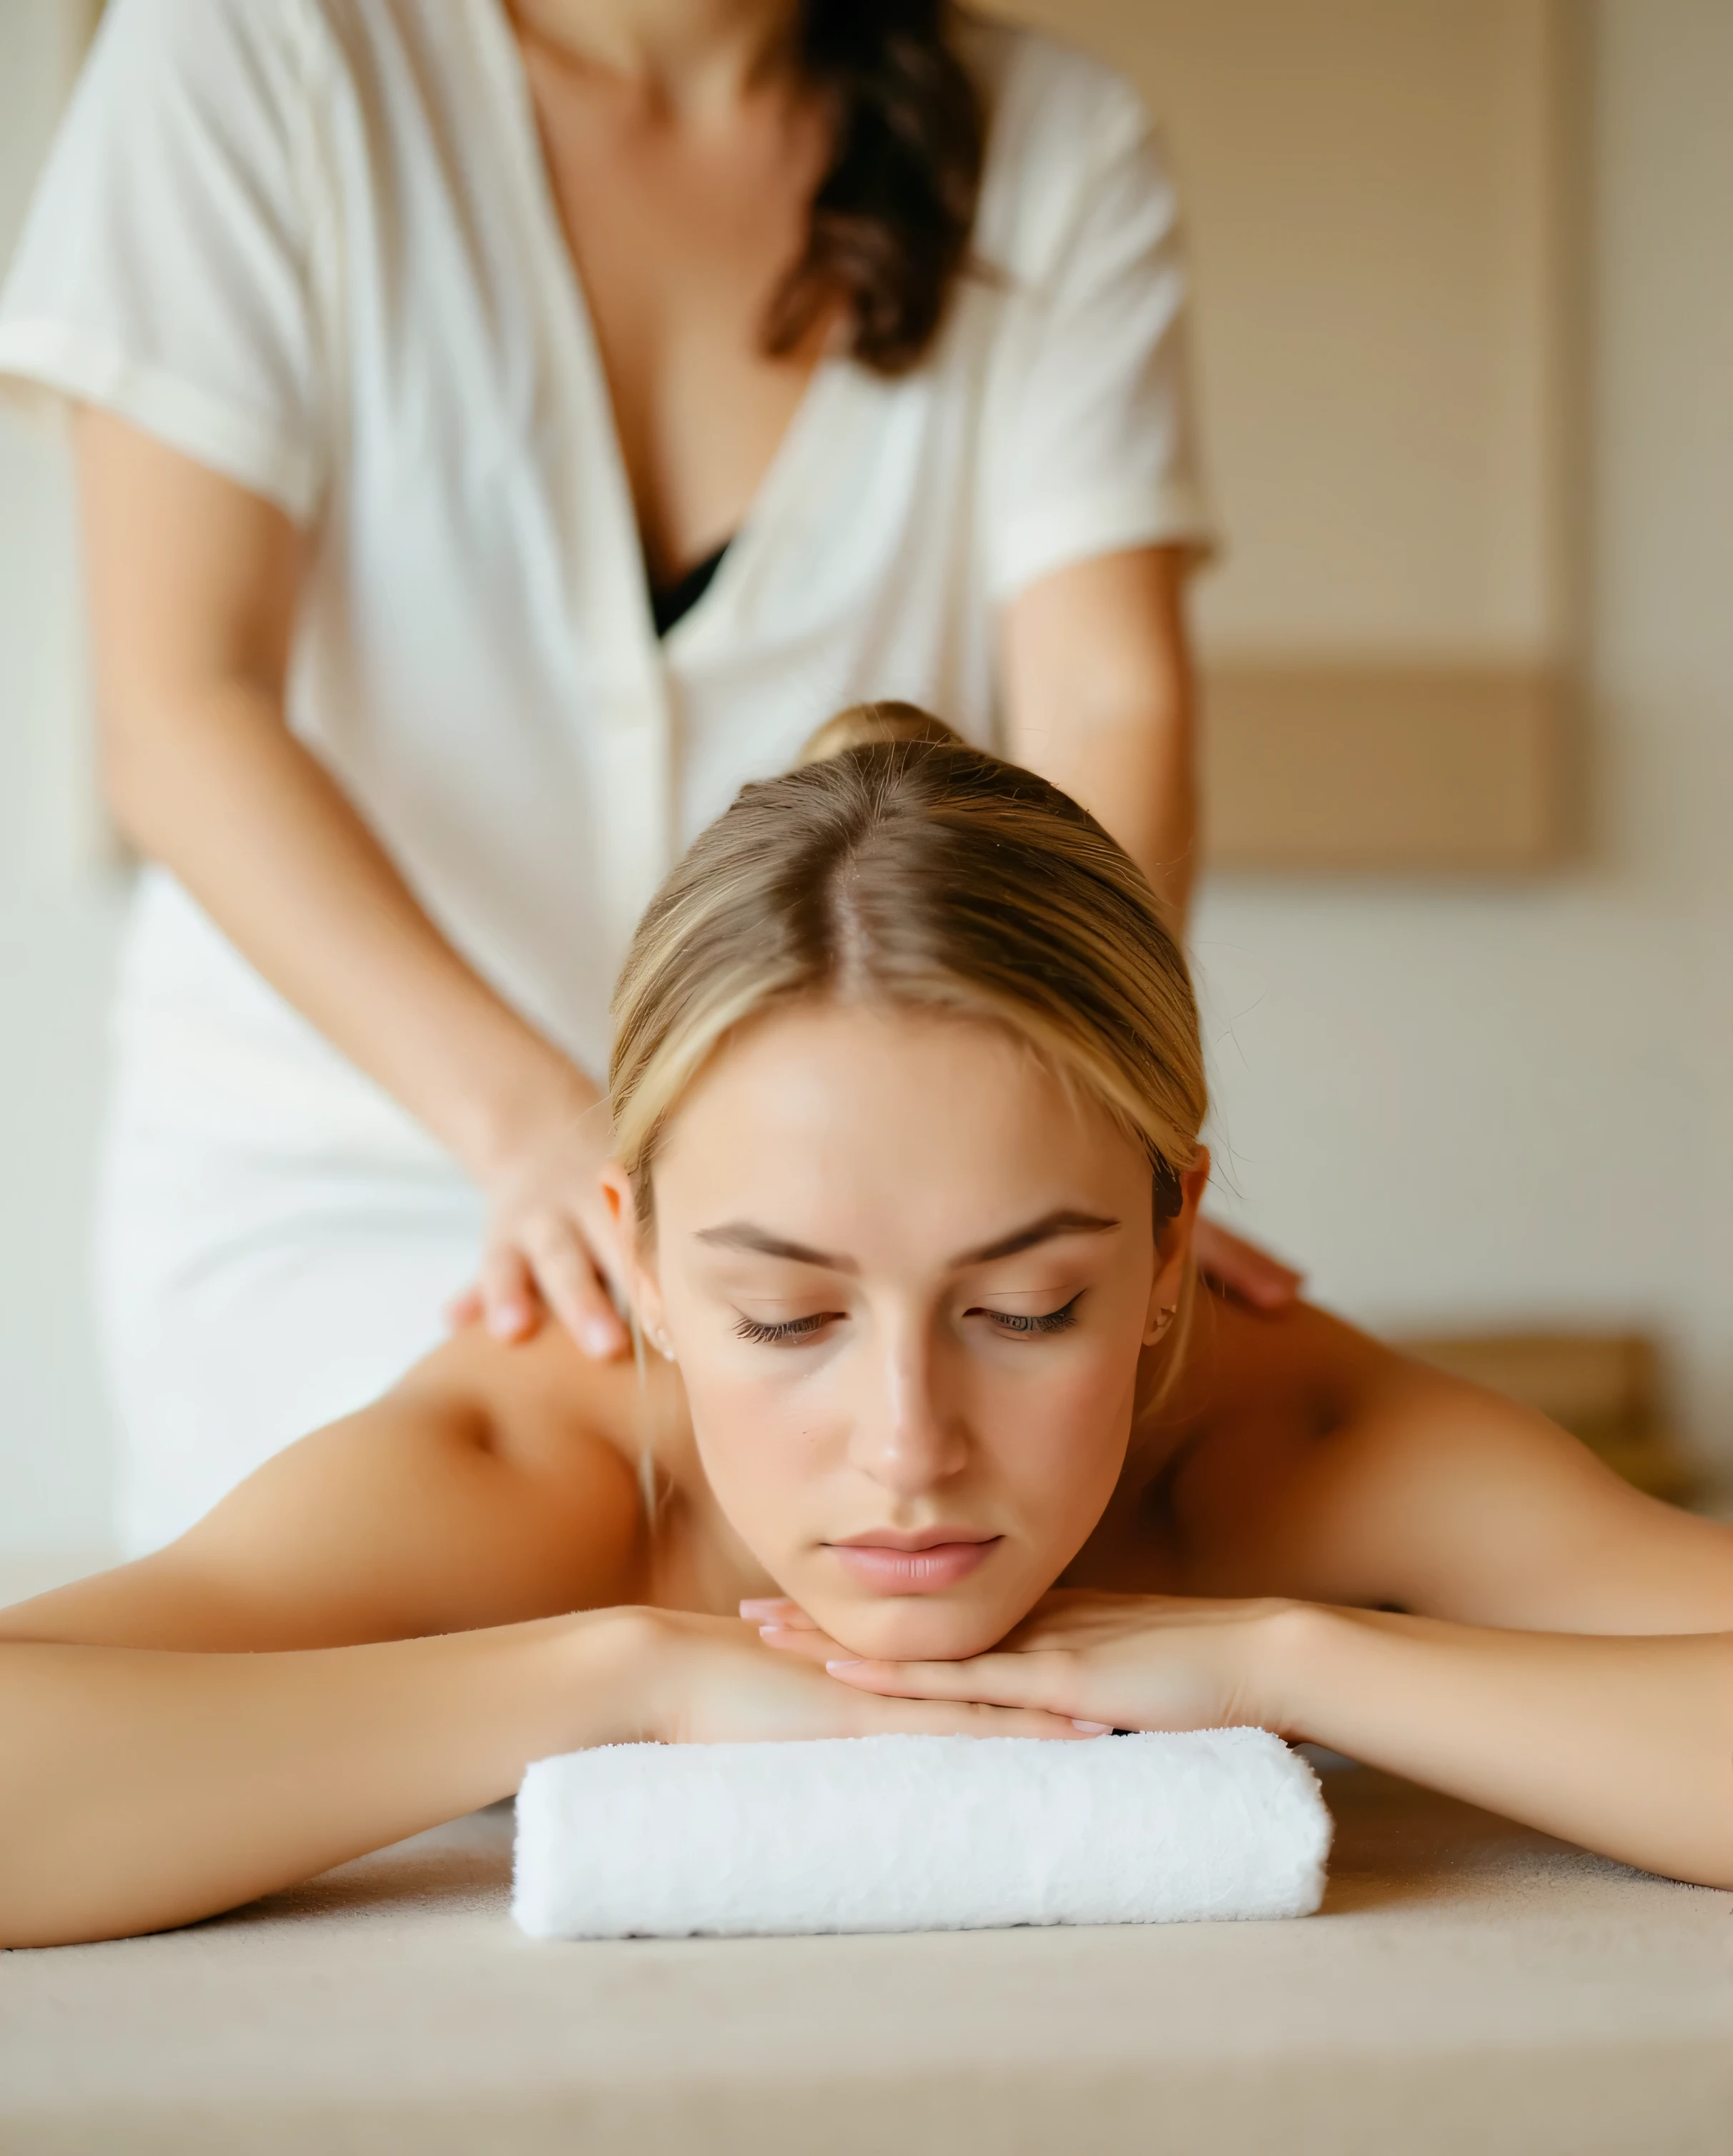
[{"x1": 769, "y1": 2, "x2": 985, "y2": 375}]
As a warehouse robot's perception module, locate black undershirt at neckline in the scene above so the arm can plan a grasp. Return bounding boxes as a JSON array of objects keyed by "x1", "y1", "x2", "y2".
[{"x1": 648, "y1": 539, "x2": 731, "y2": 638}]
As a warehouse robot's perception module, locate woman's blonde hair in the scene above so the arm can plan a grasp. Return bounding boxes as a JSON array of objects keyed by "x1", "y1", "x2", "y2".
[{"x1": 610, "y1": 703, "x2": 1208, "y2": 1378}]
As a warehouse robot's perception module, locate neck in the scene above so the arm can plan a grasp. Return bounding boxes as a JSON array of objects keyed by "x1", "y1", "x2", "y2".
[{"x1": 508, "y1": 0, "x2": 803, "y2": 107}]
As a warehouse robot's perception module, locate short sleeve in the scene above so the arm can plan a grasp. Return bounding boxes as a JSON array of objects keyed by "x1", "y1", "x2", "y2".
[
  {"x1": 0, "y1": 0, "x2": 332, "y2": 523},
  {"x1": 984, "y1": 61, "x2": 1216, "y2": 601}
]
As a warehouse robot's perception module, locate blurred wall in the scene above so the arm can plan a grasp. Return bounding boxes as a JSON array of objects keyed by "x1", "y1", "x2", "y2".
[
  {"x1": 999, "y1": 0, "x2": 1731, "y2": 1463},
  {"x1": 0, "y1": 0, "x2": 127, "y2": 1554},
  {"x1": 0, "y1": 0, "x2": 1729, "y2": 1551},
  {"x1": 994, "y1": 0, "x2": 1573, "y2": 667}
]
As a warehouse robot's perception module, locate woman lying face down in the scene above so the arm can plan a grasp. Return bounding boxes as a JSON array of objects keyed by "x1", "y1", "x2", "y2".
[
  {"x1": 1, "y1": 711, "x2": 1731, "y2": 1948},
  {"x1": 632, "y1": 999, "x2": 1182, "y2": 1666},
  {"x1": 604, "y1": 704, "x2": 1210, "y2": 1669}
]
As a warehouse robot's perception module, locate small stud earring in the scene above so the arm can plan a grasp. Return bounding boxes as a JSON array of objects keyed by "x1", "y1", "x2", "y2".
[{"x1": 652, "y1": 1327, "x2": 676, "y2": 1363}]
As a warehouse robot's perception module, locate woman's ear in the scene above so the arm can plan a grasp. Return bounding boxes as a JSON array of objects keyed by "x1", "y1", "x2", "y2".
[
  {"x1": 599, "y1": 1164, "x2": 669, "y2": 1350},
  {"x1": 1142, "y1": 1147, "x2": 1211, "y2": 1344}
]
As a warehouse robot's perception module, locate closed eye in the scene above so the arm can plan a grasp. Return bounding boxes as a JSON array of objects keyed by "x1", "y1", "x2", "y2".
[
  {"x1": 734, "y1": 1293, "x2": 1085, "y2": 1347},
  {"x1": 733, "y1": 1312, "x2": 841, "y2": 1345},
  {"x1": 973, "y1": 1292, "x2": 1083, "y2": 1337}
]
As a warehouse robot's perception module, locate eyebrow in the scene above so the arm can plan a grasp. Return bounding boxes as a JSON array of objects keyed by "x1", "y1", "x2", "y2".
[
  {"x1": 695, "y1": 1223, "x2": 859, "y2": 1272},
  {"x1": 949, "y1": 1209, "x2": 1121, "y2": 1266},
  {"x1": 693, "y1": 1209, "x2": 1120, "y2": 1274}
]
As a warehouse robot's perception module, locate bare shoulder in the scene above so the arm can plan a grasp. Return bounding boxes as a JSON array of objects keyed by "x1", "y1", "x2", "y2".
[
  {"x1": 0, "y1": 1325, "x2": 646, "y2": 1654},
  {"x1": 1171, "y1": 1297, "x2": 1733, "y2": 1633}
]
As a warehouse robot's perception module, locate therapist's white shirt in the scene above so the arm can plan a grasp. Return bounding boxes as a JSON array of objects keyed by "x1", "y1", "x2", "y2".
[
  {"x1": 1, "y1": 0, "x2": 1211, "y2": 1152},
  {"x1": 0, "y1": 0, "x2": 1212, "y2": 1546}
]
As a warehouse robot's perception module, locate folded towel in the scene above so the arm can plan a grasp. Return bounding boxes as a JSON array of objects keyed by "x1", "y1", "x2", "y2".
[{"x1": 513, "y1": 1728, "x2": 1330, "y2": 1939}]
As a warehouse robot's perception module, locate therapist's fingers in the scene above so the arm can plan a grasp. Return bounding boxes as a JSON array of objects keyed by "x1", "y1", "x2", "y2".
[
  {"x1": 445, "y1": 1284, "x2": 485, "y2": 1331},
  {"x1": 525, "y1": 1217, "x2": 628, "y2": 1360},
  {"x1": 1191, "y1": 1217, "x2": 1304, "y2": 1314},
  {"x1": 480, "y1": 1245, "x2": 541, "y2": 1342}
]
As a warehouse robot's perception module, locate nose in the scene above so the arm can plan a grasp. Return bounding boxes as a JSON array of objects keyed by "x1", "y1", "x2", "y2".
[{"x1": 844, "y1": 1312, "x2": 969, "y2": 1498}]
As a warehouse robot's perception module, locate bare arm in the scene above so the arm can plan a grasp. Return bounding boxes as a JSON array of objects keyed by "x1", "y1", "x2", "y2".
[
  {"x1": 1274, "y1": 1606, "x2": 1733, "y2": 1886},
  {"x1": 1001, "y1": 544, "x2": 1197, "y2": 925},
  {"x1": 1002, "y1": 550, "x2": 1302, "y2": 1311},
  {"x1": 0, "y1": 1611, "x2": 640, "y2": 1949},
  {"x1": 77, "y1": 412, "x2": 624, "y2": 1350},
  {"x1": 0, "y1": 1328, "x2": 641, "y2": 1944},
  {"x1": 1258, "y1": 1335, "x2": 1733, "y2": 1881},
  {"x1": 0, "y1": 1331, "x2": 1078, "y2": 1946},
  {"x1": 788, "y1": 1315, "x2": 1733, "y2": 1885},
  {"x1": 809, "y1": 1575, "x2": 1733, "y2": 1889}
]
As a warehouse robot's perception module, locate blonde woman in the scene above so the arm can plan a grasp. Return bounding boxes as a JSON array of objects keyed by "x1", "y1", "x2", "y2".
[
  {"x1": 0, "y1": 0, "x2": 1294, "y2": 1555},
  {"x1": 2, "y1": 713, "x2": 1729, "y2": 1950}
]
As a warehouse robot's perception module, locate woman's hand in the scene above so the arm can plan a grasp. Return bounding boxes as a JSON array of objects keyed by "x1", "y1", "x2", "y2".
[
  {"x1": 746, "y1": 1590, "x2": 1297, "y2": 1736},
  {"x1": 623, "y1": 1608, "x2": 1095, "y2": 1746},
  {"x1": 1192, "y1": 1217, "x2": 1303, "y2": 1313}
]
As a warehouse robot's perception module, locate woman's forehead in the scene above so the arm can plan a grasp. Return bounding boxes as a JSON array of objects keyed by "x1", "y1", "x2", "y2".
[{"x1": 653, "y1": 1002, "x2": 1150, "y2": 1240}]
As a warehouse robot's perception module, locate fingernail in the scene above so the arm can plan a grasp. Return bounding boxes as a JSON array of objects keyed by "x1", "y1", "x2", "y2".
[
  {"x1": 1072, "y1": 1720, "x2": 1111, "y2": 1734},
  {"x1": 825, "y1": 1659, "x2": 866, "y2": 1672},
  {"x1": 581, "y1": 1320, "x2": 617, "y2": 1356},
  {"x1": 738, "y1": 1599, "x2": 784, "y2": 1618},
  {"x1": 488, "y1": 1305, "x2": 524, "y2": 1339}
]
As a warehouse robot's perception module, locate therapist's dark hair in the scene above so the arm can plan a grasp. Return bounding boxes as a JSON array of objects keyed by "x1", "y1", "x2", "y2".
[{"x1": 769, "y1": 1, "x2": 985, "y2": 375}]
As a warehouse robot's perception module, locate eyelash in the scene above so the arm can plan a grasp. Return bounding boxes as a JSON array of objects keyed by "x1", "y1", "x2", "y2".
[
  {"x1": 733, "y1": 1313, "x2": 833, "y2": 1345},
  {"x1": 988, "y1": 1296, "x2": 1082, "y2": 1337},
  {"x1": 732, "y1": 1295, "x2": 1083, "y2": 1346}
]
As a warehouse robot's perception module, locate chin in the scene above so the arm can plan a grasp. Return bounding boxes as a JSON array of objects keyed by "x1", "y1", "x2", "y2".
[{"x1": 818, "y1": 1592, "x2": 1028, "y2": 1664}]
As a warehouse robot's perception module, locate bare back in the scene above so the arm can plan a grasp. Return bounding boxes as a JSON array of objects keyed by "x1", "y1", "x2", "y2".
[
  {"x1": 7, "y1": 1300, "x2": 1730, "y2": 1661},
  {"x1": 1070, "y1": 1300, "x2": 1733, "y2": 1638}
]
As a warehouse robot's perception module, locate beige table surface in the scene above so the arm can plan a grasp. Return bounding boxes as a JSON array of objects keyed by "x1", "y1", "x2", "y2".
[{"x1": 3, "y1": 1761, "x2": 1730, "y2": 2156}]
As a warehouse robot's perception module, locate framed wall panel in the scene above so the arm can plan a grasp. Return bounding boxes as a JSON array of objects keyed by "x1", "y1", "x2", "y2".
[
  {"x1": 1203, "y1": 661, "x2": 1566, "y2": 871},
  {"x1": 988, "y1": 0, "x2": 1581, "y2": 872}
]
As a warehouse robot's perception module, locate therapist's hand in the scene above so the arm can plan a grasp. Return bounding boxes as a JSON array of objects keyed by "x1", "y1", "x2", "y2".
[
  {"x1": 1191, "y1": 1217, "x2": 1303, "y2": 1313},
  {"x1": 448, "y1": 1092, "x2": 630, "y2": 1357}
]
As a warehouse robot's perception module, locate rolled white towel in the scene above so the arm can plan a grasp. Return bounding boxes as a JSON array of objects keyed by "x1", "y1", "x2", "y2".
[{"x1": 513, "y1": 1729, "x2": 1330, "y2": 1939}]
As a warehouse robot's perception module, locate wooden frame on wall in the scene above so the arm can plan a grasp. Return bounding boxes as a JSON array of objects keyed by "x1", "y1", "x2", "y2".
[
  {"x1": 991, "y1": 0, "x2": 1581, "y2": 874},
  {"x1": 1203, "y1": 661, "x2": 1566, "y2": 871}
]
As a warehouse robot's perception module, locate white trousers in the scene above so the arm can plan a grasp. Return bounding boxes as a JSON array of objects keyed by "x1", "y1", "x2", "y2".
[{"x1": 97, "y1": 1114, "x2": 484, "y2": 1555}]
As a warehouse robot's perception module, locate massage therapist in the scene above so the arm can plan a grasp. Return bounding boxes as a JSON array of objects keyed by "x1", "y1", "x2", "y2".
[{"x1": 0, "y1": 0, "x2": 1281, "y2": 1551}]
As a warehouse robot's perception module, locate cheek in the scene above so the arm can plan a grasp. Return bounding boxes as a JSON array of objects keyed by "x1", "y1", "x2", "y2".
[
  {"x1": 676, "y1": 1354, "x2": 825, "y2": 1556},
  {"x1": 981, "y1": 1325, "x2": 1144, "y2": 1508}
]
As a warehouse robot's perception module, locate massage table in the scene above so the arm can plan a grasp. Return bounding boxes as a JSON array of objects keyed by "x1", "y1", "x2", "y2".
[{"x1": 3, "y1": 1759, "x2": 1729, "y2": 2153}]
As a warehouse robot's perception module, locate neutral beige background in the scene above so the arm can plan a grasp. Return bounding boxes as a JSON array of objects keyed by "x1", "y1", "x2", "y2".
[
  {"x1": 0, "y1": 1, "x2": 1729, "y2": 1551},
  {"x1": 991, "y1": 0, "x2": 1573, "y2": 667}
]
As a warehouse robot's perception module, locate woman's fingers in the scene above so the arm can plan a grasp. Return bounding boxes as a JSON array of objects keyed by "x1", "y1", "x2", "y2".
[
  {"x1": 1190, "y1": 1217, "x2": 1303, "y2": 1313},
  {"x1": 479, "y1": 1244, "x2": 540, "y2": 1342},
  {"x1": 744, "y1": 1598, "x2": 819, "y2": 1633},
  {"x1": 756, "y1": 1623, "x2": 839, "y2": 1665},
  {"x1": 739, "y1": 1597, "x2": 812, "y2": 1624},
  {"x1": 523, "y1": 1220, "x2": 627, "y2": 1359},
  {"x1": 762, "y1": 1626, "x2": 1099, "y2": 1728},
  {"x1": 858, "y1": 1693, "x2": 1096, "y2": 1742},
  {"x1": 825, "y1": 1650, "x2": 1078, "y2": 1719}
]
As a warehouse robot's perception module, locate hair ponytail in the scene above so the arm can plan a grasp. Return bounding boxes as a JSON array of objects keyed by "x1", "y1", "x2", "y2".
[
  {"x1": 613, "y1": 708, "x2": 1205, "y2": 1242},
  {"x1": 769, "y1": 2, "x2": 986, "y2": 375},
  {"x1": 611, "y1": 705, "x2": 1207, "y2": 1408}
]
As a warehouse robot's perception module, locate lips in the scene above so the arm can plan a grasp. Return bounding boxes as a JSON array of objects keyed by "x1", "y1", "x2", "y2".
[{"x1": 824, "y1": 1533, "x2": 1002, "y2": 1594}]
